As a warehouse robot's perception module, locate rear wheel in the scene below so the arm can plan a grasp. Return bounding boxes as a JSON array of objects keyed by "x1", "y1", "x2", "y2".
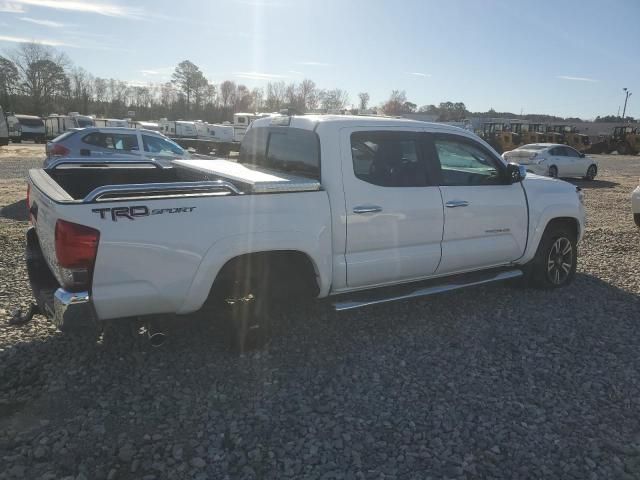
[
  {"x1": 584, "y1": 164, "x2": 597, "y2": 181},
  {"x1": 618, "y1": 143, "x2": 628, "y2": 155},
  {"x1": 635, "y1": 213, "x2": 640, "y2": 228},
  {"x1": 524, "y1": 223, "x2": 577, "y2": 289},
  {"x1": 216, "y1": 270, "x2": 272, "y2": 354},
  {"x1": 548, "y1": 165, "x2": 558, "y2": 178}
]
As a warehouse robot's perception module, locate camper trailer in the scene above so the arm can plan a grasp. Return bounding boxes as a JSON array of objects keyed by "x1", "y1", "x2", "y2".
[
  {"x1": 45, "y1": 113, "x2": 95, "y2": 139},
  {"x1": 7, "y1": 114, "x2": 45, "y2": 143},
  {"x1": 93, "y1": 118, "x2": 128, "y2": 128},
  {"x1": 129, "y1": 120, "x2": 161, "y2": 132}
]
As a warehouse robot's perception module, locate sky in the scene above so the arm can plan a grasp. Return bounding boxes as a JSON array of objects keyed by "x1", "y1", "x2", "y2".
[{"x1": 0, "y1": 0, "x2": 638, "y2": 119}]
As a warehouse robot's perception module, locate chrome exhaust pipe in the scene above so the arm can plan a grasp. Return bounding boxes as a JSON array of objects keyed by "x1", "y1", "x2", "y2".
[{"x1": 146, "y1": 321, "x2": 166, "y2": 348}]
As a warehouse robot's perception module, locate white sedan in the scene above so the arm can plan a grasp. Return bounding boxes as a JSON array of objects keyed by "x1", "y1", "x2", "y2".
[
  {"x1": 633, "y1": 185, "x2": 640, "y2": 227},
  {"x1": 503, "y1": 143, "x2": 598, "y2": 180}
]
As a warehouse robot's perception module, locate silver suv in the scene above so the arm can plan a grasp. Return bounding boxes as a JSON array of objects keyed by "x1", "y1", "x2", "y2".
[{"x1": 44, "y1": 127, "x2": 190, "y2": 167}]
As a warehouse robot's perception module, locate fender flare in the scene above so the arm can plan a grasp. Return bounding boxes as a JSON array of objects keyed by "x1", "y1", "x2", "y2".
[
  {"x1": 520, "y1": 204, "x2": 583, "y2": 264},
  {"x1": 176, "y1": 230, "x2": 332, "y2": 314}
]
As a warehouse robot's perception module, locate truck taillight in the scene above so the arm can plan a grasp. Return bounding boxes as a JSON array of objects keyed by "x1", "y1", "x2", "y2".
[
  {"x1": 55, "y1": 220, "x2": 100, "y2": 290},
  {"x1": 49, "y1": 143, "x2": 70, "y2": 157}
]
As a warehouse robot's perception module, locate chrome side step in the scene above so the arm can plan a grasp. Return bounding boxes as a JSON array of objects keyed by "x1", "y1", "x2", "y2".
[{"x1": 332, "y1": 269, "x2": 523, "y2": 311}]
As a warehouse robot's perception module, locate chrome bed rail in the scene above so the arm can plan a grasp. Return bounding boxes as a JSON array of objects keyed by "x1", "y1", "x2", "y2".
[
  {"x1": 46, "y1": 158, "x2": 168, "y2": 170},
  {"x1": 83, "y1": 180, "x2": 242, "y2": 203}
]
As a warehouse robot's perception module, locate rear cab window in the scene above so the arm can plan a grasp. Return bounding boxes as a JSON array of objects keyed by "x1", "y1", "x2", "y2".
[{"x1": 239, "y1": 126, "x2": 320, "y2": 179}]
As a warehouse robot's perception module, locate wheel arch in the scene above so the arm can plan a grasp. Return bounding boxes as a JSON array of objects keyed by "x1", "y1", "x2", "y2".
[{"x1": 176, "y1": 230, "x2": 332, "y2": 315}]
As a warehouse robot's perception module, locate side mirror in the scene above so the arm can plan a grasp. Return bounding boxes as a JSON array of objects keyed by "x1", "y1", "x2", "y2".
[
  {"x1": 579, "y1": 152, "x2": 586, "y2": 158},
  {"x1": 506, "y1": 162, "x2": 526, "y2": 183}
]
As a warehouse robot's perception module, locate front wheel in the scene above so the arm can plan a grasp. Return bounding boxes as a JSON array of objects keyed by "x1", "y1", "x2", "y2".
[
  {"x1": 548, "y1": 165, "x2": 558, "y2": 178},
  {"x1": 524, "y1": 223, "x2": 577, "y2": 289},
  {"x1": 635, "y1": 213, "x2": 640, "y2": 228},
  {"x1": 584, "y1": 164, "x2": 597, "y2": 181}
]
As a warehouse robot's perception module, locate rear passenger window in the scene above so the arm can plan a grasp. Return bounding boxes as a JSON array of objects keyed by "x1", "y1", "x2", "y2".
[
  {"x1": 83, "y1": 133, "x2": 138, "y2": 151},
  {"x1": 350, "y1": 132, "x2": 428, "y2": 187}
]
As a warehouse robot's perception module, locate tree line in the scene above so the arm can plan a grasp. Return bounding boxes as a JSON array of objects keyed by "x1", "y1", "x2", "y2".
[{"x1": 1, "y1": 42, "x2": 628, "y2": 124}]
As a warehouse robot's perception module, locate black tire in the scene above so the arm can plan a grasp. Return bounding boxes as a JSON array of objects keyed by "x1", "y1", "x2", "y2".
[
  {"x1": 635, "y1": 213, "x2": 640, "y2": 228},
  {"x1": 548, "y1": 165, "x2": 558, "y2": 178},
  {"x1": 618, "y1": 143, "x2": 628, "y2": 155},
  {"x1": 584, "y1": 164, "x2": 597, "y2": 181},
  {"x1": 524, "y1": 223, "x2": 577, "y2": 289}
]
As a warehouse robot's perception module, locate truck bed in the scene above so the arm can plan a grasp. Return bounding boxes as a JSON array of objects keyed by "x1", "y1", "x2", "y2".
[{"x1": 37, "y1": 158, "x2": 321, "y2": 202}]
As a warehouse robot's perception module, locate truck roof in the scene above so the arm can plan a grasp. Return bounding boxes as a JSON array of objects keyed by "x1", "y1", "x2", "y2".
[{"x1": 251, "y1": 114, "x2": 474, "y2": 136}]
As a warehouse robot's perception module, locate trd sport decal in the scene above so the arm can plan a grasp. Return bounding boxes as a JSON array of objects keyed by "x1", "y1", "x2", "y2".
[{"x1": 92, "y1": 206, "x2": 196, "y2": 221}]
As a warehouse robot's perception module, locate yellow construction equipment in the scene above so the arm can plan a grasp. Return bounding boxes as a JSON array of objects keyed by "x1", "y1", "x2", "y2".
[
  {"x1": 481, "y1": 122, "x2": 518, "y2": 153},
  {"x1": 610, "y1": 125, "x2": 640, "y2": 155}
]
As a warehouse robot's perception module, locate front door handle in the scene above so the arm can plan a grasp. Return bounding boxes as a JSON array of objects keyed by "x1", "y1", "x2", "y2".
[
  {"x1": 353, "y1": 205, "x2": 383, "y2": 214},
  {"x1": 445, "y1": 200, "x2": 470, "y2": 208}
]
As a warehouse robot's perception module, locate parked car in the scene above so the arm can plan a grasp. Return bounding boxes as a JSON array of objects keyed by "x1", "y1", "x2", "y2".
[
  {"x1": 503, "y1": 143, "x2": 598, "y2": 180},
  {"x1": 7, "y1": 114, "x2": 46, "y2": 143},
  {"x1": 25, "y1": 114, "x2": 585, "y2": 351},
  {"x1": 633, "y1": 185, "x2": 640, "y2": 227},
  {"x1": 43, "y1": 127, "x2": 191, "y2": 167}
]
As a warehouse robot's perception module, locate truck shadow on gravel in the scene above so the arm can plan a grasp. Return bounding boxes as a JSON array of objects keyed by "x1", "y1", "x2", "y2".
[
  {"x1": 2, "y1": 272, "x2": 640, "y2": 479},
  {"x1": 566, "y1": 178, "x2": 619, "y2": 189},
  {"x1": 0, "y1": 199, "x2": 28, "y2": 221}
]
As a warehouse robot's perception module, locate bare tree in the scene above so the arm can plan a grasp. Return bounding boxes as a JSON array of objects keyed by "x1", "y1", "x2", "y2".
[
  {"x1": 251, "y1": 87, "x2": 263, "y2": 111},
  {"x1": 11, "y1": 42, "x2": 70, "y2": 114},
  {"x1": 0, "y1": 56, "x2": 19, "y2": 109},
  {"x1": 172, "y1": 60, "x2": 207, "y2": 115},
  {"x1": 298, "y1": 79, "x2": 317, "y2": 112},
  {"x1": 382, "y1": 90, "x2": 408, "y2": 115},
  {"x1": 358, "y1": 92, "x2": 370, "y2": 111},
  {"x1": 319, "y1": 88, "x2": 349, "y2": 111},
  {"x1": 219, "y1": 80, "x2": 237, "y2": 109},
  {"x1": 265, "y1": 81, "x2": 286, "y2": 111}
]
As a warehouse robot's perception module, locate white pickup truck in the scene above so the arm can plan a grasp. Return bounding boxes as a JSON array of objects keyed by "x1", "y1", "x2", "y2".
[{"x1": 25, "y1": 114, "x2": 586, "y2": 350}]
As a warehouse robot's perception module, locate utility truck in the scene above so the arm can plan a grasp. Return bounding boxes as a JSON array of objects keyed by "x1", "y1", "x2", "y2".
[{"x1": 25, "y1": 114, "x2": 586, "y2": 351}]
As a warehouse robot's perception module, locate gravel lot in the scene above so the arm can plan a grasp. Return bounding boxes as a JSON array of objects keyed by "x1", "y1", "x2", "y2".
[{"x1": 1, "y1": 144, "x2": 639, "y2": 480}]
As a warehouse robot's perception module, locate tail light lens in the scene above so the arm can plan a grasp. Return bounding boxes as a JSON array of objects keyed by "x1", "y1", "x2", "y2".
[
  {"x1": 55, "y1": 220, "x2": 100, "y2": 290},
  {"x1": 49, "y1": 143, "x2": 70, "y2": 157}
]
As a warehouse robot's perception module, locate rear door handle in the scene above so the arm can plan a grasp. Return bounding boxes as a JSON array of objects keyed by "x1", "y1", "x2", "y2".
[
  {"x1": 353, "y1": 205, "x2": 383, "y2": 214},
  {"x1": 445, "y1": 200, "x2": 469, "y2": 208}
]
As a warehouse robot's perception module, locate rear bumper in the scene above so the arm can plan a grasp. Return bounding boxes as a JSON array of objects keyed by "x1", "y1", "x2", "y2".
[{"x1": 26, "y1": 227, "x2": 98, "y2": 331}]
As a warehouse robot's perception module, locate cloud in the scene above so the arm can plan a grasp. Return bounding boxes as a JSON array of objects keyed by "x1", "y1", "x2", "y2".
[
  {"x1": 557, "y1": 75, "x2": 598, "y2": 83},
  {"x1": 0, "y1": 2, "x2": 25, "y2": 13},
  {"x1": 234, "y1": 71, "x2": 287, "y2": 80},
  {"x1": 406, "y1": 72, "x2": 431, "y2": 78},
  {"x1": 8, "y1": 0, "x2": 144, "y2": 18},
  {"x1": 20, "y1": 16, "x2": 68, "y2": 27},
  {"x1": 297, "y1": 61, "x2": 332, "y2": 67},
  {"x1": 140, "y1": 67, "x2": 173, "y2": 76},
  {"x1": 288, "y1": 70, "x2": 304, "y2": 75},
  {"x1": 0, "y1": 34, "x2": 70, "y2": 46}
]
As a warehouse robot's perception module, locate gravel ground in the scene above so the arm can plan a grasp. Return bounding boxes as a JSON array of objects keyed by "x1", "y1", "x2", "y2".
[{"x1": 1, "y1": 146, "x2": 639, "y2": 479}]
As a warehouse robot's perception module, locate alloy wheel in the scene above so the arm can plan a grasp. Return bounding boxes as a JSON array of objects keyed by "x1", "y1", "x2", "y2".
[{"x1": 547, "y1": 237, "x2": 573, "y2": 285}]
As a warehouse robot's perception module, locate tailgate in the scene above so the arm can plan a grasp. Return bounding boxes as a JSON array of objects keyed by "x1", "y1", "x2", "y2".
[{"x1": 27, "y1": 169, "x2": 72, "y2": 283}]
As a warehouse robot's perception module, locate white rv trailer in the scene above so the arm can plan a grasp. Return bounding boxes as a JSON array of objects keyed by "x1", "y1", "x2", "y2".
[
  {"x1": 93, "y1": 118, "x2": 128, "y2": 128},
  {"x1": 45, "y1": 113, "x2": 95, "y2": 139}
]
